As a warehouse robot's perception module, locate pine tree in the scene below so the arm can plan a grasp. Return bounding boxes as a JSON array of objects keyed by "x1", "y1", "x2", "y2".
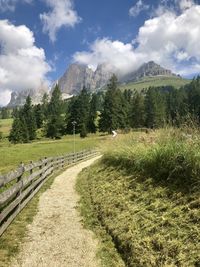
[
  {"x1": 99, "y1": 75, "x2": 127, "y2": 133},
  {"x1": 9, "y1": 116, "x2": 29, "y2": 144},
  {"x1": 22, "y1": 96, "x2": 37, "y2": 140},
  {"x1": 187, "y1": 77, "x2": 200, "y2": 122},
  {"x1": 34, "y1": 104, "x2": 44, "y2": 129},
  {"x1": 46, "y1": 85, "x2": 64, "y2": 139},
  {"x1": 41, "y1": 92, "x2": 49, "y2": 121},
  {"x1": 166, "y1": 87, "x2": 188, "y2": 126},
  {"x1": 88, "y1": 93, "x2": 98, "y2": 133},
  {"x1": 145, "y1": 87, "x2": 167, "y2": 128},
  {"x1": 66, "y1": 87, "x2": 90, "y2": 135},
  {"x1": 1, "y1": 107, "x2": 10, "y2": 119},
  {"x1": 130, "y1": 91, "x2": 145, "y2": 128},
  {"x1": 80, "y1": 123, "x2": 87, "y2": 138}
]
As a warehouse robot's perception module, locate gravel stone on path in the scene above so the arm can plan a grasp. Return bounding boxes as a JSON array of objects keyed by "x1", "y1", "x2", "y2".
[{"x1": 10, "y1": 156, "x2": 101, "y2": 267}]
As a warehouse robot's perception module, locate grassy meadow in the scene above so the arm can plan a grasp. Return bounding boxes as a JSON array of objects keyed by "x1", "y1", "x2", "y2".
[
  {"x1": 77, "y1": 128, "x2": 200, "y2": 267},
  {"x1": 0, "y1": 119, "x2": 13, "y2": 138},
  {"x1": 120, "y1": 76, "x2": 190, "y2": 92},
  {"x1": 0, "y1": 134, "x2": 107, "y2": 173},
  {"x1": 0, "y1": 118, "x2": 108, "y2": 173}
]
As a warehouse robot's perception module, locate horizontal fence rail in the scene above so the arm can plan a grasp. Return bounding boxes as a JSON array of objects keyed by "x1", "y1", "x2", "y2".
[{"x1": 0, "y1": 149, "x2": 99, "y2": 237}]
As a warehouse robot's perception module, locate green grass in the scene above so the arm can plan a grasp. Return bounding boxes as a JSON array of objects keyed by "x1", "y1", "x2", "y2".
[
  {"x1": 119, "y1": 76, "x2": 190, "y2": 92},
  {"x1": 0, "y1": 119, "x2": 13, "y2": 137},
  {"x1": 77, "y1": 129, "x2": 200, "y2": 266},
  {"x1": 0, "y1": 134, "x2": 106, "y2": 173}
]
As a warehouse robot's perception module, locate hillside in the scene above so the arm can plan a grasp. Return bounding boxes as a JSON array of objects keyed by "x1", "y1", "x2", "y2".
[
  {"x1": 77, "y1": 129, "x2": 200, "y2": 266},
  {"x1": 119, "y1": 76, "x2": 190, "y2": 92}
]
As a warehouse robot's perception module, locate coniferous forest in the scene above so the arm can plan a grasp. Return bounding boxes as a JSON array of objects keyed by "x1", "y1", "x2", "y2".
[{"x1": 8, "y1": 75, "x2": 200, "y2": 144}]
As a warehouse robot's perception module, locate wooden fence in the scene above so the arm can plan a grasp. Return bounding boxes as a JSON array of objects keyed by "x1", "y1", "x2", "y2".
[{"x1": 0, "y1": 149, "x2": 98, "y2": 237}]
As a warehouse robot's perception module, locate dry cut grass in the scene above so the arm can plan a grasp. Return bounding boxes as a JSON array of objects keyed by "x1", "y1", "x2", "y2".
[{"x1": 77, "y1": 128, "x2": 200, "y2": 267}]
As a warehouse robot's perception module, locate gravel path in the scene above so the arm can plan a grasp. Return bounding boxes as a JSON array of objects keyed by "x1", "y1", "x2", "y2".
[{"x1": 11, "y1": 156, "x2": 101, "y2": 267}]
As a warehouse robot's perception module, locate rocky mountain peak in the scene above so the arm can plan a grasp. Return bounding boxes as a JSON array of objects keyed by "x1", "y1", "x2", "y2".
[
  {"x1": 57, "y1": 63, "x2": 113, "y2": 95},
  {"x1": 123, "y1": 61, "x2": 178, "y2": 82},
  {"x1": 7, "y1": 83, "x2": 48, "y2": 107},
  {"x1": 7, "y1": 61, "x2": 181, "y2": 107}
]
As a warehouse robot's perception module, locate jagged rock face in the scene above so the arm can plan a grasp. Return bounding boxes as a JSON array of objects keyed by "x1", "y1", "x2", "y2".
[
  {"x1": 94, "y1": 64, "x2": 114, "y2": 89},
  {"x1": 58, "y1": 64, "x2": 94, "y2": 94},
  {"x1": 7, "y1": 61, "x2": 180, "y2": 107},
  {"x1": 7, "y1": 85, "x2": 48, "y2": 107},
  {"x1": 58, "y1": 61, "x2": 179, "y2": 95},
  {"x1": 57, "y1": 63, "x2": 113, "y2": 95},
  {"x1": 123, "y1": 61, "x2": 177, "y2": 82}
]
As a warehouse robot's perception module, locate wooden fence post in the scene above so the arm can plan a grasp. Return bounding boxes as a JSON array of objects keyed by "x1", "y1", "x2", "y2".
[{"x1": 17, "y1": 162, "x2": 25, "y2": 209}]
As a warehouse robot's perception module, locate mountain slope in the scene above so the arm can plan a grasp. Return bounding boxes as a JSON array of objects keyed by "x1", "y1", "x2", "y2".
[
  {"x1": 122, "y1": 61, "x2": 178, "y2": 82},
  {"x1": 120, "y1": 76, "x2": 190, "y2": 92}
]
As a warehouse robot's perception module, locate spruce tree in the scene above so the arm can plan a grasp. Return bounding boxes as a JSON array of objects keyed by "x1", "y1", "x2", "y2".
[
  {"x1": 99, "y1": 75, "x2": 127, "y2": 133},
  {"x1": 1, "y1": 107, "x2": 10, "y2": 119},
  {"x1": 144, "y1": 87, "x2": 167, "y2": 128},
  {"x1": 46, "y1": 85, "x2": 64, "y2": 139},
  {"x1": 80, "y1": 123, "x2": 87, "y2": 138},
  {"x1": 130, "y1": 91, "x2": 145, "y2": 128},
  {"x1": 88, "y1": 93, "x2": 98, "y2": 133},
  {"x1": 187, "y1": 77, "x2": 200, "y2": 122},
  {"x1": 22, "y1": 96, "x2": 37, "y2": 140},
  {"x1": 41, "y1": 92, "x2": 49, "y2": 121},
  {"x1": 9, "y1": 116, "x2": 29, "y2": 144},
  {"x1": 34, "y1": 104, "x2": 44, "y2": 129},
  {"x1": 66, "y1": 87, "x2": 90, "y2": 135}
]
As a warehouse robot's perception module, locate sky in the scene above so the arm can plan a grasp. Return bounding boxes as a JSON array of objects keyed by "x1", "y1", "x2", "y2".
[{"x1": 0, "y1": 0, "x2": 200, "y2": 105}]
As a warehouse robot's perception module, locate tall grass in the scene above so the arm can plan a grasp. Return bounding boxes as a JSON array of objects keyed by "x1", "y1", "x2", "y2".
[
  {"x1": 102, "y1": 128, "x2": 200, "y2": 192},
  {"x1": 77, "y1": 128, "x2": 200, "y2": 266}
]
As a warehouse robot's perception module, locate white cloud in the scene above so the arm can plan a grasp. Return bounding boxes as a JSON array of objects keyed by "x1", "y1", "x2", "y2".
[
  {"x1": 74, "y1": 3, "x2": 200, "y2": 77},
  {"x1": 0, "y1": 0, "x2": 32, "y2": 12},
  {"x1": 153, "y1": 0, "x2": 195, "y2": 16},
  {"x1": 129, "y1": 0, "x2": 150, "y2": 17},
  {"x1": 0, "y1": 20, "x2": 51, "y2": 105},
  {"x1": 0, "y1": 90, "x2": 11, "y2": 106},
  {"x1": 40, "y1": 0, "x2": 81, "y2": 42},
  {"x1": 176, "y1": 0, "x2": 194, "y2": 11},
  {"x1": 74, "y1": 38, "x2": 145, "y2": 77}
]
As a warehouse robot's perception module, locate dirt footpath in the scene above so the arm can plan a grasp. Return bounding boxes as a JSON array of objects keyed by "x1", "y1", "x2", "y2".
[{"x1": 11, "y1": 156, "x2": 101, "y2": 267}]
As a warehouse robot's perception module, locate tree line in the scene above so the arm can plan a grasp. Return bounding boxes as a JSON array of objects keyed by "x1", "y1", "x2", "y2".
[{"x1": 8, "y1": 75, "x2": 200, "y2": 143}]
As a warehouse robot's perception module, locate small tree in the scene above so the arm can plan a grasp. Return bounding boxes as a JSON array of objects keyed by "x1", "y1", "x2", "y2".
[
  {"x1": 1, "y1": 107, "x2": 10, "y2": 119},
  {"x1": 9, "y1": 117, "x2": 29, "y2": 144}
]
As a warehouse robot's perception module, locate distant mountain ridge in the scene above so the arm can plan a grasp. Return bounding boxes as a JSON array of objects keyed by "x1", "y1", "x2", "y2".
[
  {"x1": 57, "y1": 61, "x2": 179, "y2": 96},
  {"x1": 7, "y1": 84, "x2": 48, "y2": 107},
  {"x1": 7, "y1": 61, "x2": 181, "y2": 106},
  {"x1": 57, "y1": 63, "x2": 113, "y2": 96},
  {"x1": 122, "y1": 61, "x2": 178, "y2": 83}
]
